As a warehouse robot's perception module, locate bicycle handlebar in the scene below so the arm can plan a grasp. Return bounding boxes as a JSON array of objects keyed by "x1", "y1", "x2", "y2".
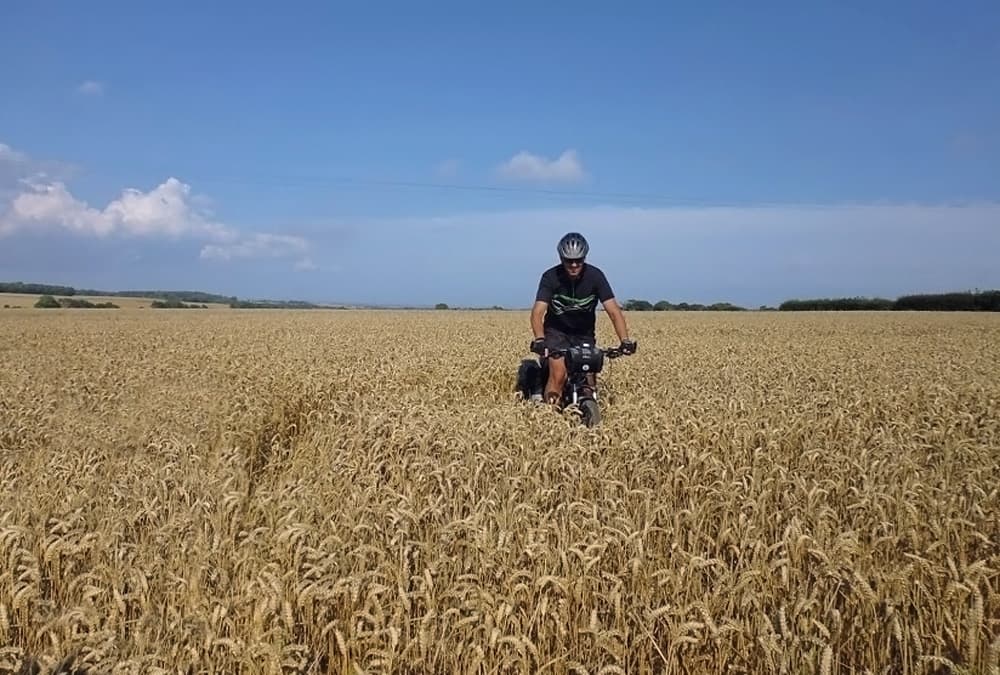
[{"x1": 548, "y1": 346, "x2": 630, "y2": 358}]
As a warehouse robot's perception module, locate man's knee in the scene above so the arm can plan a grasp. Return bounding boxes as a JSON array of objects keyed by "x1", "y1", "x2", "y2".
[
  {"x1": 547, "y1": 356, "x2": 567, "y2": 380},
  {"x1": 545, "y1": 357, "x2": 567, "y2": 394}
]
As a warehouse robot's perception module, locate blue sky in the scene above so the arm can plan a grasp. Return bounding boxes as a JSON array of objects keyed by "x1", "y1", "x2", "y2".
[{"x1": 1, "y1": 1, "x2": 998, "y2": 307}]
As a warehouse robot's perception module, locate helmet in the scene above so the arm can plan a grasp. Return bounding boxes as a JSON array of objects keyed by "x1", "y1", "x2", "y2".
[{"x1": 557, "y1": 232, "x2": 589, "y2": 259}]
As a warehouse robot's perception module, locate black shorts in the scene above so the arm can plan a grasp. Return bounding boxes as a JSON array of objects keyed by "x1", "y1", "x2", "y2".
[{"x1": 544, "y1": 327, "x2": 596, "y2": 357}]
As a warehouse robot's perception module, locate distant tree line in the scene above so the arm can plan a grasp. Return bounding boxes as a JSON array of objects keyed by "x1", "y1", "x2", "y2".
[
  {"x1": 150, "y1": 299, "x2": 207, "y2": 309},
  {"x1": 2, "y1": 280, "x2": 351, "y2": 309},
  {"x1": 8, "y1": 281, "x2": 999, "y2": 313},
  {"x1": 105, "y1": 290, "x2": 236, "y2": 304},
  {"x1": 623, "y1": 299, "x2": 748, "y2": 311},
  {"x1": 34, "y1": 295, "x2": 118, "y2": 309},
  {"x1": 229, "y1": 299, "x2": 330, "y2": 309},
  {"x1": 778, "y1": 297, "x2": 895, "y2": 311},
  {"x1": 621, "y1": 290, "x2": 1000, "y2": 312},
  {"x1": 0, "y1": 281, "x2": 237, "y2": 305},
  {"x1": 31, "y1": 294, "x2": 208, "y2": 309},
  {"x1": 3, "y1": 282, "x2": 77, "y2": 296},
  {"x1": 434, "y1": 303, "x2": 506, "y2": 310},
  {"x1": 779, "y1": 290, "x2": 1000, "y2": 312}
]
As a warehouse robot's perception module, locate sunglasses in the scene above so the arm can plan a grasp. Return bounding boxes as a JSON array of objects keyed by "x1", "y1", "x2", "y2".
[{"x1": 561, "y1": 258, "x2": 585, "y2": 267}]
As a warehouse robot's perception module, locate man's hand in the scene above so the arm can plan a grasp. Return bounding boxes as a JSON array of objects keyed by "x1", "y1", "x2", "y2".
[
  {"x1": 620, "y1": 338, "x2": 637, "y2": 355},
  {"x1": 530, "y1": 337, "x2": 547, "y2": 356}
]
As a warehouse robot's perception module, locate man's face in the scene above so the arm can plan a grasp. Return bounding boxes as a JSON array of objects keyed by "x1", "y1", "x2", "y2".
[{"x1": 561, "y1": 256, "x2": 585, "y2": 279}]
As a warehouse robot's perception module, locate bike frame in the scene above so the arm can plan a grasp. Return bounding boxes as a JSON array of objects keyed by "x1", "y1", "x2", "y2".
[
  {"x1": 518, "y1": 342, "x2": 631, "y2": 427},
  {"x1": 542, "y1": 344, "x2": 622, "y2": 409},
  {"x1": 565, "y1": 365, "x2": 595, "y2": 406}
]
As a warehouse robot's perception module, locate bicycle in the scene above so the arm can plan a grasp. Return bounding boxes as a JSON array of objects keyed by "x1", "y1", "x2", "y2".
[{"x1": 516, "y1": 342, "x2": 631, "y2": 427}]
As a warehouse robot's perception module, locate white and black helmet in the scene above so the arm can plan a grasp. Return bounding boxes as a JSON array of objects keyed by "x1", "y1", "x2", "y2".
[{"x1": 557, "y1": 232, "x2": 589, "y2": 259}]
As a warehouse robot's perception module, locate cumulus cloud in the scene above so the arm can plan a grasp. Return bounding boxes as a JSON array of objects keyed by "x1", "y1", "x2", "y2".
[
  {"x1": 2, "y1": 176, "x2": 235, "y2": 240},
  {"x1": 0, "y1": 140, "x2": 310, "y2": 266},
  {"x1": 77, "y1": 80, "x2": 105, "y2": 95},
  {"x1": 496, "y1": 149, "x2": 586, "y2": 182}
]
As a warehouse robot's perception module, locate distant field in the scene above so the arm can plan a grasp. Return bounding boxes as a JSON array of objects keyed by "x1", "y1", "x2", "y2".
[
  {"x1": 0, "y1": 292, "x2": 231, "y2": 310},
  {"x1": 1, "y1": 310, "x2": 998, "y2": 673}
]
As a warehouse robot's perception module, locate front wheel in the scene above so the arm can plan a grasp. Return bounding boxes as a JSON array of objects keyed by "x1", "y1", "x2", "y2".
[{"x1": 579, "y1": 399, "x2": 601, "y2": 428}]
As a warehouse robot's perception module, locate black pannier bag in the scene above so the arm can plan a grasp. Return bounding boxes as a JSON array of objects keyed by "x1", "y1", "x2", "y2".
[{"x1": 565, "y1": 344, "x2": 604, "y2": 374}]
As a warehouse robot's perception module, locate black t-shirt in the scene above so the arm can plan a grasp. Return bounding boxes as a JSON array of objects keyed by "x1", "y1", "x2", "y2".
[{"x1": 535, "y1": 263, "x2": 615, "y2": 335}]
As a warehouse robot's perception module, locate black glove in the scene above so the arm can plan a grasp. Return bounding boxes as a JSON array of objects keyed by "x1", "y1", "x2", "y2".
[
  {"x1": 620, "y1": 338, "x2": 637, "y2": 355},
  {"x1": 530, "y1": 337, "x2": 547, "y2": 355}
]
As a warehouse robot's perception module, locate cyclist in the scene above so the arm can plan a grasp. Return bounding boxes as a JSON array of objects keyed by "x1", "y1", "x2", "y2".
[{"x1": 530, "y1": 232, "x2": 636, "y2": 404}]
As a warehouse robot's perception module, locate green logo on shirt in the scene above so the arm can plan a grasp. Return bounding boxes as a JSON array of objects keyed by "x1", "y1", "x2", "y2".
[{"x1": 551, "y1": 293, "x2": 597, "y2": 315}]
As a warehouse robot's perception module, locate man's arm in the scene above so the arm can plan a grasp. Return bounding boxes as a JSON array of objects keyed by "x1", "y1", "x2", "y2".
[
  {"x1": 602, "y1": 297, "x2": 631, "y2": 343},
  {"x1": 530, "y1": 300, "x2": 548, "y2": 339},
  {"x1": 595, "y1": 269, "x2": 630, "y2": 344},
  {"x1": 532, "y1": 270, "x2": 554, "y2": 340}
]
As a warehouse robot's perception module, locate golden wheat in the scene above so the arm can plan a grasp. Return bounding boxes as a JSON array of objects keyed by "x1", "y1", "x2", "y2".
[{"x1": 0, "y1": 309, "x2": 998, "y2": 674}]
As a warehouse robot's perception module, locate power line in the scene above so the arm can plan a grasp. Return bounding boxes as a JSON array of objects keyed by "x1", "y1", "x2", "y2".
[
  {"x1": 87, "y1": 166, "x2": 831, "y2": 207},
  {"x1": 188, "y1": 172, "x2": 708, "y2": 203}
]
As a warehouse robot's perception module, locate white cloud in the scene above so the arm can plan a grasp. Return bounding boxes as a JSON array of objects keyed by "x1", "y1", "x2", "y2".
[
  {"x1": 77, "y1": 80, "x2": 105, "y2": 96},
  {"x1": 496, "y1": 149, "x2": 586, "y2": 182},
  {"x1": 294, "y1": 257, "x2": 318, "y2": 271},
  {"x1": 0, "y1": 140, "x2": 310, "y2": 266},
  {"x1": 3, "y1": 176, "x2": 235, "y2": 240},
  {"x1": 200, "y1": 233, "x2": 309, "y2": 261},
  {"x1": 4, "y1": 180, "x2": 113, "y2": 236}
]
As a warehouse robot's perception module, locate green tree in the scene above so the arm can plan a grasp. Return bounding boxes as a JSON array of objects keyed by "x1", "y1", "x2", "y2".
[
  {"x1": 34, "y1": 295, "x2": 61, "y2": 308},
  {"x1": 624, "y1": 299, "x2": 653, "y2": 311},
  {"x1": 435, "y1": 303, "x2": 449, "y2": 310}
]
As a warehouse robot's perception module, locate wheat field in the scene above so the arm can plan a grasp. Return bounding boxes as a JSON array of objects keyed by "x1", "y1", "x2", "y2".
[{"x1": 1, "y1": 309, "x2": 997, "y2": 674}]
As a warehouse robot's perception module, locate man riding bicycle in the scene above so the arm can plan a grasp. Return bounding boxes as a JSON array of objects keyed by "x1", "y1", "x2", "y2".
[{"x1": 530, "y1": 232, "x2": 637, "y2": 404}]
